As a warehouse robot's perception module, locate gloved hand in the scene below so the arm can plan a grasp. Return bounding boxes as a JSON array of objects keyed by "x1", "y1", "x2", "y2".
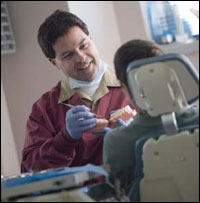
[
  {"x1": 110, "y1": 109, "x2": 134, "y2": 126},
  {"x1": 93, "y1": 118, "x2": 133, "y2": 136},
  {"x1": 109, "y1": 109, "x2": 119, "y2": 115},
  {"x1": 116, "y1": 118, "x2": 133, "y2": 126},
  {"x1": 92, "y1": 127, "x2": 113, "y2": 136},
  {"x1": 66, "y1": 105, "x2": 96, "y2": 139}
]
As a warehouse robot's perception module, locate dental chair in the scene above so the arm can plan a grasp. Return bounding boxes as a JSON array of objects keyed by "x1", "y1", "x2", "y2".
[{"x1": 126, "y1": 53, "x2": 199, "y2": 202}]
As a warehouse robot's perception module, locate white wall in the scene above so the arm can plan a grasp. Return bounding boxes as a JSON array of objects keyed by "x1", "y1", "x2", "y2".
[
  {"x1": 1, "y1": 79, "x2": 20, "y2": 177},
  {"x1": 113, "y1": 1, "x2": 148, "y2": 43}
]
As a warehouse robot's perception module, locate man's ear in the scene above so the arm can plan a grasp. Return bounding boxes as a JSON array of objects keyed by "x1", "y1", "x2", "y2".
[{"x1": 48, "y1": 58, "x2": 60, "y2": 70}]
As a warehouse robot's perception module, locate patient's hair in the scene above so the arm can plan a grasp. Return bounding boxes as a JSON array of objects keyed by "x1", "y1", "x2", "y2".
[
  {"x1": 38, "y1": 10, "x2": 89, "y2": 59},
  {"x1": 114, "y1": 39, "x2": 164, "y2": 86}
]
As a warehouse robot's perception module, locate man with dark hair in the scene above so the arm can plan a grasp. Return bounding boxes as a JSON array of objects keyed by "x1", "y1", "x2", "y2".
[
  {"x1": 103, "y1": 39, "x2": 199, "y2": 196},
  {"x1": 21, "y1": 10, "x2": 134, "y2": 173}
]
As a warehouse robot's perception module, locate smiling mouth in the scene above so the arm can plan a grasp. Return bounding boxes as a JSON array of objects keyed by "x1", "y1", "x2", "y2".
[{"x1": 78, "y1": 61, "x2": 92, "y2": 71}]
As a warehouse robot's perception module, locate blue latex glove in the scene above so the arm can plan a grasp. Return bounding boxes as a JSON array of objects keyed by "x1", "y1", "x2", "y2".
[
  {"x1": 92, "y1": 110, "x2": 134, "y2": 136},
  {"x1": 117, "y1": 118, "x2": 133, "y2": 126},
  {"x1": 109, "y1": 109, "x2": 119, "y2": 115},
  {"x1": 92, "y1": 127, "x2": 113, "y2": 136},
  {"x1": 66, "y1": 105, "x2": 96, "y2": 139},
  {"x1": 110, "y1": 109, "x2": 134, "y2": 126},
  {"x1": 93, "y1": 117, "x2": 134, "y2": 136}
]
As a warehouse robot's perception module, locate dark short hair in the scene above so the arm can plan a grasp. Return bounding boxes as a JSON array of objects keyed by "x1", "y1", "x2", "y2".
[
  {"x1": 114, "y1": 39, "x2": 164, "y2": 85},
  {"x1": 37, "y1": 10, "x2": 89, "y2": 59}
]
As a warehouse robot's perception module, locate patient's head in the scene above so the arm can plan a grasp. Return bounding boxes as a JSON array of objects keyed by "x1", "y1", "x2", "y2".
[
  {"x1": 114, "y1": 39, "x2": 164, "y2": 86},
  {"x1": 114, "y1": 39, "x2": 164, "y2": 113}
]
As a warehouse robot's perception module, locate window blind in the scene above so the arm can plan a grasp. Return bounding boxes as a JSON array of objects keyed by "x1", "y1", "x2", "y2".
[{"x1": 1, "y1": 1, "x2": 16, "y2": 55}]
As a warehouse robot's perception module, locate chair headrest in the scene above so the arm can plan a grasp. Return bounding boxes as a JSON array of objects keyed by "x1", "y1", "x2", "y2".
[{"x1": 127, "y1": 53, "x2": 199, "y2": 116}]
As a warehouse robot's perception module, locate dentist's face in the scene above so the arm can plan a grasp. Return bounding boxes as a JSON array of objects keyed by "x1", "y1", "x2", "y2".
[{"x1": 50, "y1": 26, "x2": 100, "y2": 82}]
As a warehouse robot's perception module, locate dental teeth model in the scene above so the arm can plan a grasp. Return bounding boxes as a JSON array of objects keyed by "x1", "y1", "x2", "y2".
[
  {"x1": 109, "y1": 105, "x2": 136, "y2": 128},
  {"x1": 87, "y1": 119, "x2": 109, "y2": 133},
  {"x1": 87, "y1": 105, "x2": 136, "y2": 133}
]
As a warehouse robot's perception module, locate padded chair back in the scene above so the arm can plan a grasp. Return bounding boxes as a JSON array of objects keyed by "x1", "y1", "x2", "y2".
[
  {"x1": 127, "y1": 53, "x2": 199, "y2": 116},
  {"x1": 140, "y1": 129, "x2": 199, "y2": 202},
  {"x1": 126, "y1": 54, "x2": 199, "y2": 202}
]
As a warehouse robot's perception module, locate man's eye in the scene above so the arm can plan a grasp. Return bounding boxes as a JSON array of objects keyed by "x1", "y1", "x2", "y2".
[
  {"x1": 80, "y1": 43, "x2": 88, "y2": 49},
  {"x1": 63, "y1": 53, "x2": 73, "y2": 59}
]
